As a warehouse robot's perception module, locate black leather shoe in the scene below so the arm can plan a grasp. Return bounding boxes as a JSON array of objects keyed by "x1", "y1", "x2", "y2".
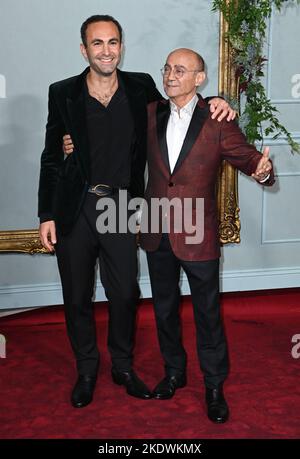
[
  {"x1": 111, "y1": 368, "x2": 153, "y2": 399},
  {"x1": 153, "y1": 374, "x2": 187, "y2": 400},
  {"x1": 71, "y1": 375, "x2": 97, "y2": 408},
  {"x1": 205, "y1": 385, "x2": 229, "y2": 423}
]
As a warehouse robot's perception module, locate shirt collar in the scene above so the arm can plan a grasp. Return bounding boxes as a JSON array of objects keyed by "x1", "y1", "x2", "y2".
[{"x1": 169, "y1": 94, "x2": 199, "y2": 117}]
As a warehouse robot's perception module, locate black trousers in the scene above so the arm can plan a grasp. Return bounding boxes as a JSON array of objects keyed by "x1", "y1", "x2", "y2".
[
  {"x1": 55, "y1": 193, "x2": 139, "y2": 376},
  {"x1": 146, "y1": 234, "x2": 229, "y2": 389}
]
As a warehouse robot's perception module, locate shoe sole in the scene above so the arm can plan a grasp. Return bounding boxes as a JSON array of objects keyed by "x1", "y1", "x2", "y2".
[
  {"x1": 71, "y1": 398, "x2": 93, "y2": 408},
  {"x1": 207, "y1": 415, "x2": 229, "y2": 424},
  {"x1": 112, "y1": 373, "x2": 153, "y2": 399},
  {"x1": 153, "y1": 382, "x2": 187, "y2": 400},
  {"x1": 127, "y1": 389, "x2": 153, "y2": 399}
]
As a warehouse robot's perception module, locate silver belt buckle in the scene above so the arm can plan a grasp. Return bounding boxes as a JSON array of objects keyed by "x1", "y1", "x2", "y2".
[{"x1": 91, "y1": 184, "x2": 111, "y2": 196}]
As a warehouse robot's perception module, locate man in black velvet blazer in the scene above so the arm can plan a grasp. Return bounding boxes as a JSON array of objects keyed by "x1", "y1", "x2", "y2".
[
  {"x1": 38, "y1": 64, "x2": 160, "y2": 236},
  {"x1": 38, "y1": 15, "x2": 235, "y2": 408}
]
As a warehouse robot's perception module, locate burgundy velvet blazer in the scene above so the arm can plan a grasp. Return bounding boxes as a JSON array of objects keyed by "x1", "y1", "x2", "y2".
[{"x1": 139, "y1": 96, "x2": 275, "y2": 261}]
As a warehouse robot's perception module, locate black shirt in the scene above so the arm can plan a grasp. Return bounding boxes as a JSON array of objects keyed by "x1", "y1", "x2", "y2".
[{"x1": 85, "y1": 78, "x2": 135, "y2": 187}]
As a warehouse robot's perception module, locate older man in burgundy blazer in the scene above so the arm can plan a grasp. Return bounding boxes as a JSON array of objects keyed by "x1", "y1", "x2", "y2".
[{"x1": 139, "y1": 48, "x2": 274, "y2": 423}]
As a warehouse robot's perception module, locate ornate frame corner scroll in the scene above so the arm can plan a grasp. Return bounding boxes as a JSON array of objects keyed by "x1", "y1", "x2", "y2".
[
  {"x1": 0, "y1": 229, "x2": 47, "y2": 254},
  {"x1": 0, "y1": 7, "x2": 240, "y2": 254}
]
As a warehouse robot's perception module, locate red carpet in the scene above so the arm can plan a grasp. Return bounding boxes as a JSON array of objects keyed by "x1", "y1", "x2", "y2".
[{"x1": 0, "y1": 289, "x2": 300, "y2": 439}]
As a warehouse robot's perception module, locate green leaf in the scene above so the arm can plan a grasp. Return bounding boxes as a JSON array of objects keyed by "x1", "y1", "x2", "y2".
[{"x1": 213, "y1": 0, "x2": 300, "y2": 154}]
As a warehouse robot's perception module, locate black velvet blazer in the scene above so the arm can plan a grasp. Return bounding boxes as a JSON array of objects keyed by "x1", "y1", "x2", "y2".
[{"x1": 38, "y1": 67, "x2": 162, "y2": 235}]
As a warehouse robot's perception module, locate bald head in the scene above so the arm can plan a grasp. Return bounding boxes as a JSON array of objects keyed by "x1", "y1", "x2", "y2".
[{"x1": 167, "y1": 48, "x2": 205, "y2": 72}]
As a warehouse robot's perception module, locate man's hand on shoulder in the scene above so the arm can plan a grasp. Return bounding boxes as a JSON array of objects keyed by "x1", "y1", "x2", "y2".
[{"x1": 208, "y1": 98, "x2": 237, "y2": 122}]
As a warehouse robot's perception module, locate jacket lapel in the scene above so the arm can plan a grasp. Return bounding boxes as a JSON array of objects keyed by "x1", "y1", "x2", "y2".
[
  {"x1": 156, "y1": 100, "x2": 171, "y2": 172},
  {"x1": 172, "y1": 97, "x2": 209, "y2": 175},
  {"x1": 66, "y1": 67, "x2": 90, "y2": 181}
]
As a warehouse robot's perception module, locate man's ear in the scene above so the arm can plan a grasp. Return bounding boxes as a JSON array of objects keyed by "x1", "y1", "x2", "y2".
[
  {"x1": 195, "y1": 71, "x2": 206, "y2": 87},
  {"x1": 80, "y1": 43, "x2": 88, "y2": 61}
]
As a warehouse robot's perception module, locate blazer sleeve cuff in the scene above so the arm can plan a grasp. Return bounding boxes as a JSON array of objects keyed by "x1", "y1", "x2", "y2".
[{"x1": 39, "y1": 213, "x2": 54, "y2": 224}]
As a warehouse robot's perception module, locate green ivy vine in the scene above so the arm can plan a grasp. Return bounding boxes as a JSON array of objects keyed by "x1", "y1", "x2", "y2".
[{"x1": 212, "y1": 0, "x2": 300, "y2": 153}]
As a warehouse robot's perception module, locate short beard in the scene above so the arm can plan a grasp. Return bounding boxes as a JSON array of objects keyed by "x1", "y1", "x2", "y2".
[
  {"x1": 91, "y1": 64, "x2": 116, "y2": 77},
  {"x1": 89, "y1": 56, "x2": 120, "y2": 78}
]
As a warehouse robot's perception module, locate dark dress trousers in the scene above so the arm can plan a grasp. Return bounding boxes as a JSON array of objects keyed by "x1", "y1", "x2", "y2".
[
  {"x1": 38, "y1": 67, "x2": 162, "y2": 375},
  {"x1": 140, "y1": 97, "x2": 275, "y2": 388}
]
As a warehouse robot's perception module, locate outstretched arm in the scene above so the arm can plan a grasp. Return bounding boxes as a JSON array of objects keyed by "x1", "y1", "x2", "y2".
[{"x1": 220, "y1": 119, "x2": 275, "y2": 186}]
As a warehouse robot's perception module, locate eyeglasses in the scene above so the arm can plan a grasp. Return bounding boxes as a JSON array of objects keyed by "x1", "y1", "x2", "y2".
[{"x1": 160, "y1": 65, "x2": 202, "y2": 79}]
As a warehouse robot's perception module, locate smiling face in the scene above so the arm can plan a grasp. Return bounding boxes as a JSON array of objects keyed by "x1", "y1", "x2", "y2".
[
  {"x1": 163, "y1": 48, "x2": 206, "y2": 107},
  {"x1": 80, "y1": 21, "x2": 123, "y2": 77}
]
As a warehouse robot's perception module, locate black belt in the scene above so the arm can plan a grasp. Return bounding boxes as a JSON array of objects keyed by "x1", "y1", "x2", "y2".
[{"x1": 87, "y1": 184, "x2": 126, "y2": 197}]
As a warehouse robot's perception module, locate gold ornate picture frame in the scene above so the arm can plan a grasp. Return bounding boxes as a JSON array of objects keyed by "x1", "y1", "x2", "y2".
[
  {"x1": 0, "y1": 11, "x2": 240, "y2": 254},
  {"x1": 217, "y1": 11, "x2": 240, "y2": 244}
]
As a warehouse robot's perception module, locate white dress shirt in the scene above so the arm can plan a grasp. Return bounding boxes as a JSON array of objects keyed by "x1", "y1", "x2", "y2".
[
  {"x1": 166, "y1": 94, "x2": 199, "y2": 173},
  {"x1": 166, "y1": 94, "x2": 269, "y2": 181}
]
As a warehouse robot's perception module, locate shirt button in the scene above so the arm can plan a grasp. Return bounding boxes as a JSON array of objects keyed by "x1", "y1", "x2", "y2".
[{"x1": 168, "y1": 182, "x2": 174, "y2": 187}]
